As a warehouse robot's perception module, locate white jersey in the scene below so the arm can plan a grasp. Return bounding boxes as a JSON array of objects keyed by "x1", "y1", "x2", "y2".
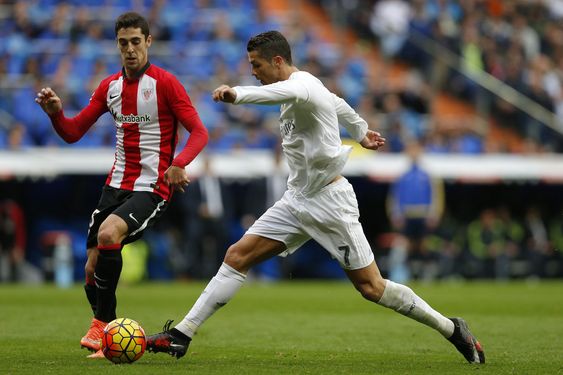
[{"x1": 233, "y1": 71, "x2": 368, "y2": 196}]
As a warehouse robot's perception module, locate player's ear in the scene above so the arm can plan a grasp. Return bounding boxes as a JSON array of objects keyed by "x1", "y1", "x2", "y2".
[
  {"x1": 273, "y1": 55, "x2": 283, "y2": 68},
  {"x1": 146, "y1": 34, "x2": 152, "y2": 47}
]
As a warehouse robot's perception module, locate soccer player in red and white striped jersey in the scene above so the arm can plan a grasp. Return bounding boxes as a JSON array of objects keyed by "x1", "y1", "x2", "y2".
[{"x1": 35, "y1": 12, "x2": 208, "y2": 358}]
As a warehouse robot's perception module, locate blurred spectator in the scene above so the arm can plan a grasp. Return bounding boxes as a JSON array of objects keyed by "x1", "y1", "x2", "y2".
[
  {"x1": 497, "y1": 206, "x2": 525, "y2": 279},
  {"x1": 450, "y1": 24, "x2": 484, "y2": 102},
  {"x1": 547, "y1": 213, "x2": 563, "y2": 277},
  {"x1": 13, "y1": 77, "x2": 51, "y2": 145},
  {"x1": 523, "y1": 205, "x2": 551, "y2": 278},
  {"x1": 179, "y1": 156, "x2": 230, "y2": 279},
  {"x1": 424, "y1": 129, "x2": 449, "y2": 154},
  {"x1": 120, "y1": 240, "x2": 150, "y2": 284},
  {"x1": 386, "y1": 141, "x2": 444, "y2": 282},
  {"x1": 523, "y1": 65, "x2": 555, "y2": 146},
  {"x1": 243, "y1": 124, "x2": 278, "y2": 151},
  {"x1": 0, "y1": 199, "x2": 26, "y2": 282},
  {"x1": 511, "y1": 14, "x2": 540, "y2": 61},
  {"x1": 377, "y1": 93, "x2": 410, "y2": 151},
  {"x1": 545, "y1": 0, "x2": 563, "y2": 19},
  {"x1": 68, "y1": 6, "x2": 91, "y2": 43},
  {"x1": 465, "y1": 208, "x2": 505, "y2": 279},
  {"x1": 370, "y1": 0, "x2": 411, "y2": 59},
  {"x1": 6, "y1": 121, "x2": 32, "y2": 150},
  {"x1": 372, "y1": 70, "x2": 430, "y2": 150},
  {"x1": 449, "y1": 119, "x2": 485, "y2": 154},
  {"x1": 464, "y1": 207, "x2": 524, "y2": 280},
  {"x1": 422, "y1": 210, "x2": 463, "y2": 280}
]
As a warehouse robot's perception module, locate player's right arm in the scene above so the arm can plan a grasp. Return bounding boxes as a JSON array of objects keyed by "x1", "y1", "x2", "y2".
[
  {"x1": 35, "y1": 84, "x2": 107, "y2": 144},
  {"x1": 212, "y1": 85, "x2": 238, "y2": 103},
  {"x1": 213, "y1": 79, "x2": 309, "y2": 105}
]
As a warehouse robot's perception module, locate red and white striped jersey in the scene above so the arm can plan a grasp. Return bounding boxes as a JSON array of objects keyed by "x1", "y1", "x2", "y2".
[{"x1": 49, "y1": 63, "x2": 208, "y2": 201}]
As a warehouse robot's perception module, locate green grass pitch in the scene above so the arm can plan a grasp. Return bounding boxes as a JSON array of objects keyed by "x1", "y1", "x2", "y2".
[{"x1": 1, "y1": 280, "x2": 562, "y2": 374}]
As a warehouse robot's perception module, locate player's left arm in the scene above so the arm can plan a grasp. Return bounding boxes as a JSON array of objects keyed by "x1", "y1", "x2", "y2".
[
  {"x1": 332, "y1": 93, "x2": 385, "y2": 150},
  {"x1": 165, "y1": 76, "x2": 209, "y2": 192}
]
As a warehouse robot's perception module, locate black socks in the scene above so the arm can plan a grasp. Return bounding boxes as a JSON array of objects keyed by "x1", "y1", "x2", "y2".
[
  {"x1": 84, "y1": 282, "x2": 97, "y2": 315},
  {"x1": 94, "y1": 245, "x2": 123, "y2": 322}
]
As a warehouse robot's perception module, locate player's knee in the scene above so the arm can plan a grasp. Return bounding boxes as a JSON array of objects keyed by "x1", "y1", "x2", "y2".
[
  {"x1": 97, "y1": 215, "x2": 129, "y2": 245},
  {"x1": 97, "y1": 229, "x2": 114, "y2": 246},
  {"x1": 356, "y1": 284, "x2": 378, "y2": 302},
  {"x1": 97, "y1": 225, "x2": 121, "y2": 246},
  {"x1": 224, "y1": 244, "x2": 250, "y2": 272},
  {"x1": 356, "y1": 279, "x2": 386, "y2": 302}
]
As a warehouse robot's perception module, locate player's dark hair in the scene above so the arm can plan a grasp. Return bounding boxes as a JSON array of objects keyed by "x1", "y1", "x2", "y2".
[
  {"x1": 115, "y1": 12, "x2": 150, "y2": 39},
  {"x1": 247, "y1": 30, "x2": 293, "y2": 65}
]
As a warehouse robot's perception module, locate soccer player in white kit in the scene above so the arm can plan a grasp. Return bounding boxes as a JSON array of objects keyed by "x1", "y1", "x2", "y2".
[{"x1": 147, "y1": 30, "x2": 485, "y2": 364}]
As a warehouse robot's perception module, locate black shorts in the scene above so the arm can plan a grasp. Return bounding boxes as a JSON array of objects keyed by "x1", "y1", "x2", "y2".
[
  {"x1": 402, "y1": 218, "x2": 427, "y2": 240},
  {"x1": 86, "y1": 185, "x2": 168, "y2": 248}
]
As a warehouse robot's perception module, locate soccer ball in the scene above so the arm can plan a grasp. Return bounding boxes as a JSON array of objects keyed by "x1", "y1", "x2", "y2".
[{"x1": 101, "y1": 318, "x2": 146, "y2": 364}]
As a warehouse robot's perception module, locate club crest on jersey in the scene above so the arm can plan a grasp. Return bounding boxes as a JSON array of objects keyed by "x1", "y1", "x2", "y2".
[{"x1": 142, "y1": 88, "x2": 153, "y2": 101}]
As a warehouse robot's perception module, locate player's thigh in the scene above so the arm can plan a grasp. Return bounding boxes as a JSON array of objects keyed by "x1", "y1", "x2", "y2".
[
  {"x1": 111, "y1": 190, "x2": 167, "y2": 244},
  {"x1": 311, "y1": 218, "x2": 373, "y2": 270},
  {"x1": 307, "y1": 179, "x2": 374, "y2": 270},
  {"x1": 87, "y1": 186, "x2": 125, "y2": 248},
  {"x1": 87, "y1": 187, "x2": 166, "y2": 247},
  {"x1": 246, "y1": 194, "x2": 310, "y2": 257}
]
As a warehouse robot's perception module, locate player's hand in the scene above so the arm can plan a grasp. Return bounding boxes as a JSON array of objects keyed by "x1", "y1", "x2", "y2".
[
  {"x1": 360, "y1": 130, "x2": 386, "y2": 151},
  {"x1": 35, "y1": 87, "x2": 63, "y2": 115},
  {"x1": 212, "y1": 85, "x2": 237, "y2": 103},
  {"x1": 164, "y1": 165, "x2": 190, "y2": 193}
]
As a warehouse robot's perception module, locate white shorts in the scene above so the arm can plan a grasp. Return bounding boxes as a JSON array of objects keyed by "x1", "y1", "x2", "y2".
[{"x1": 246, "y1": 177, "x2": 374, "y2": 270}]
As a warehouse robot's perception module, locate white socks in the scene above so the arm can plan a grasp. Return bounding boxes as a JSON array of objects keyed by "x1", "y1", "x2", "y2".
[
  {"x1": 377, "y1": 280, "x2": 455, "y2": 338},
  {"x1": 175, "y1": 263, "x2": 246, "y2": 338},
  {"x1": 174, "y1": 267, "x2": 454, "y2": 340}
]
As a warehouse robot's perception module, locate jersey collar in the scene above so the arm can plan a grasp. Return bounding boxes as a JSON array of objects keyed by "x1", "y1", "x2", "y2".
[{"x1": 122, "y1": 61, "x2": 151, "y2": 81}]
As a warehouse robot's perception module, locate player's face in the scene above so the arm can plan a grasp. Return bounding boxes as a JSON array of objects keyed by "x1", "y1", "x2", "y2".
[
  {"x1": 117, "y1": 27, "x2": 152, "y2": 75},
  {"x1": 248, "y1": 50, "x2": 280, "y2": 85}
]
